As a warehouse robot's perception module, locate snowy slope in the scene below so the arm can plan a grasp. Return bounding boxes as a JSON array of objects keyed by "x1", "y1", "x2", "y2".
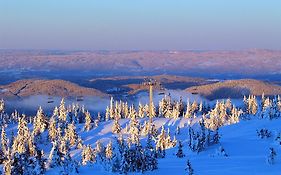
[{"x1": 40, "y1": 117, "x2": 281, "y2": 175}]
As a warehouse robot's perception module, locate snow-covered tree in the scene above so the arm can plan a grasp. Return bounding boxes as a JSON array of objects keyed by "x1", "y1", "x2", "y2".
[
  {"x1": 84, "y1": 110, "x2": 92, "y2": 131},
  {"x1": 216, "y1": 145, "x2": 228, "y2": 157},
  {"x1": 65, "y1": 122, "x2": 78, "y2": 146},
  {"x1": 48, "y1": 116, "x2": 57, "y2": 141},
  {"x1": 185, "y1": 159, "x2": 194, "y2": 175},
  {"x1": 267, "y1": 147, "x2": 277, "y2": 165},
  {"x1": 33, "y1": 106, "x2": 48, "y2": 136},
  {"x1": 59, "y1": 98, "x2": 67, "y2": 122},
  {"x1": 3, "y1": 148, "x2": 12, "y2": 175},
  {"x1": 81, "y1": 145, "x2": 96, "y2": 165},
  {"x1": 1, "y1": 126, "x2": 8, "y2": 155},
  {"x1": 112, "y1": 119, "x2": 121, "y2": 134},
  {"x1": 176, "y1": 141, "x2": 185, "y2": 158},
  {"x1": 48, "y1": 141, "x2": 63, "y2": 168}
]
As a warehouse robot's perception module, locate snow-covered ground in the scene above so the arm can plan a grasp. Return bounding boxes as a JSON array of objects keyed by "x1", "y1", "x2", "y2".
[{"x1": 38, "y1": 117, "x2": 281, "y2": 175}]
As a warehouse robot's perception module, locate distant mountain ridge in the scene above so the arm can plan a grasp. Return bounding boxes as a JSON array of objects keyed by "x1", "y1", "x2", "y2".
[
  {"x1": 0, "y1": 79, "x2": 107, "y2": 99},
  {"x1": 186, "y1": 79, "x2": 281, "y2": 100},
  {"x1": 0, "y1": 49, "x2": 281, "y2": 78}
]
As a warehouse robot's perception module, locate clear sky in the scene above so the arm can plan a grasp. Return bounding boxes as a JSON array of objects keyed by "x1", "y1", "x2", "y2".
[{"x1": 0, "y1": 0, "x2": 281, "y2": 50}]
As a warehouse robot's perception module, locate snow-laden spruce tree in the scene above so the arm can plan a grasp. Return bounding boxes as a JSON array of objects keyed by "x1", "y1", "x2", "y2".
[
  {"x1": 244, "y1": 95, "x2": 258, "y2": 115},
  {"x1": 176, "y1": 126, "x2": 181, "y2": 135},
  {"x1": 267, "y1": 147, "x2": 277, "y2": 165},
  {"x1": 155, "y1": 126, "x2": 166, "y2": 158},
  {"x1": 94, "y1": 112, "x2": 101, "y2": 127},
  {"x1": 138, "y1": 102, "x2": 145, "y2": 118},
  {"x1": 48, "y1": 141, "x2": 63, "y2": 168},
  {"x1": 81, "y1": 145, "x2": 96, "y2": 165},
  {"x1": 33, "y1": 106, "x2": 47, "y2": 136},
  {"x1": 185, "y1": 159, "x2": 194, "y2": 175},
  {"x1": 184, "y1": 99, "x2": 192, "y2": 118},
  {"x1": 216, "y1": 145, "x2": 228, "y2": 157},
  {"x1": 84, "y1": 110, "x2": 92, "y2": 131},
  {"x1": 128, "y1": 111, "x2": 140, "y2": 146},
  {"x1": 1, "y1": 126, "x2": 8, "y2": 155},
  {"x1": 105, "y1": 141, "x2": 113, "y2": 160},
  {"x1": 3, "y1": 148, "x2": 12, "y2": 175},
  {"x1": 176, "y1": 140, "x2": 185, "y2": 158},
  {"x1": 59, "y1": 98, "x2": 67, "y2": 122},
  {"x1": 65, "y1": 122, "x2": 78, "y2": 146},
  {"x1": 275, "y1": 132, "x2": 281, "y2": 145},
  {"x1": 12, "y1": 115, "x2": 30, "y2": 154},
  {"x1": 95, "y1": 141, "x2": 106, "y2": 162},
  {"x1": 105, "y1": 106, "x2": 110, "y2": 121},
  {"x1": 112, "y1": 118, "x2": 121, "y2": 134},
  {"x1": 48, "y1": 116, "x2": 57, "y2": 141},
  {"x1": 61, "y1": 150, "x2": 79, "y2": 175}
]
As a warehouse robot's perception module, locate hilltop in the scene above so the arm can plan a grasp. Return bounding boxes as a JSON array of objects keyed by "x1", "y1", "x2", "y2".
[
  {"x1": 0, "y1": 79, "x2": 107, "y2": 99},
  {"x1": 186, "y1": 79, "x2": 281, "y2": 100}
]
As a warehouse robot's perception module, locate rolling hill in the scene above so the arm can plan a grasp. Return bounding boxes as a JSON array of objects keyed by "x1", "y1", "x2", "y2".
[
  {"x1": 186, "y1": 79, "x2": 281, "y2": 100},
  {"x1": 0, "y1": 79, "x2": 107, "y2": 99}
]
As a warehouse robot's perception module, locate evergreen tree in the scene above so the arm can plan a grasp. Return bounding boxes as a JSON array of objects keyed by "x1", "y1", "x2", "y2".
[
  {"x1": 59, "y1": 98, "x2": 67, "y2": 122},
  {"x1": 217, "y1": 145, "x2": 228, "y2": 157},
  {"x1": 33, "y1": 106, "x2": 48, "y2": 136},
  {"x1": 176, "y1": 141, "x2": 185, "y2": 158},
  {"x1": 48, "y1": 116, "x2": 57, "y2": 141},
  {"x1": 48, "y1": 141, "x2": 63, "y2": 168},
  {"x1": 185, "y1": 159, "x2": 194, "y2": 175},
  {"x1": 1, "y1": 126, "x2": 8, "y2": 154},
  {"x1": 267, "y1": 147, "x2": 277, "y2": 165},
  {"x1": 81, "y1": 145, "x2": 95, "y2": 165},
  {"x1": 62, "y1": 151, "x2": 79, "y2": 175},
  {"x1": 112, "y1": 119, "x2": 121, "y2": 134},
  {"x1": 65, "y1": 122, "x2": 78, "y2": 146},
  {"x1": 84, "y1": 110, "x2": 92, "y2": 131},
  {"x1": 105, "y1": 141, "x2": 113, "y2": 160},
  {"x1": 3, "y1": 148, "x2": 12, "y2": 175}
]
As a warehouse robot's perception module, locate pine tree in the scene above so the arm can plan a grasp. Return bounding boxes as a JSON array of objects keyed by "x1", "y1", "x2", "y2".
[
  {"x1": 112, "y1": 119, "x2": 121, "y2": 134},
  {"x1": 120, "y1": 150, "x2": 130, "y2": 174},
  {"x1": 1, "y1": 126, "x2": 8, "y2": 154},
  {"x1": 59, "y1": 98, "x2": 67, "y2": 122},
  {"x1": 176, "y1": 141, "x2": 185, "y2": 158},
  {"x1": 27, "y1": 134, "x2": 37, "y2": 156},
  {"x1": 84, "y1": 110, "x2": 92, "y2": 131},
  {"x1": 95, "y1": 141, "x2": 106, "y2": 162},
  {"x1": 267, "y1": 147, "x2": 277, "y2": 165},
  {"x1": 48, "y1": 116, "x2": 57, "y2": 141},
  {"x1": 105, "y1": 141, "x2": 113, "y2": 160},
  {"x1": 185, "y1": 159, "x2": 194, "y2": 175},
  {"x1": 76, "y1": 136, "x2": 83, "y2": 149},
  {"x1": 105, "y1": 106, "x2": 110, "y2": 121},
  {"x1": 217, "y1": 145, "x2": 228, "y2": 157},
  {"x1": 176, "y1": 126, "x2": 180, "y2": 135},
  {"x1": 65, "y1": 122, "x2": 78, "y2": 146},
  {"x1": 48, "y1": 141, "x2": 63, "y2": 168},
  {"x1": 62, "y1": 151, "x2": 79, "y2": 175},
  {"x1": 33, "y1": 106, "x2": 47, "y2": 136},
  {"x1": 12, "y1": 115, "x2": 30, "y2": 154},
  {"x1": 3, "y1": 148, "x2": 12, "y2": 175},
  {"x1": 81, "y1": 145, "x2": 95, "y2": 165},
  {"x1": 128, "y1": 113, "x2": 140, "y2": 146},
  {"x1": 95, "y1": 112, "x2": 101, "y2": 126},
  {"x1": 37, "y1": 149, "x2": 47, "y2": 175},
  {"x1": 156, "y1": 126, "x2": 166, "y2": 158}
]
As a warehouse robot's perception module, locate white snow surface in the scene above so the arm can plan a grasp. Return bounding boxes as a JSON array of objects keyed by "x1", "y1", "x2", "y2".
[{"x1": 26, "y1": 117, "x2": 281, "y2": 175}]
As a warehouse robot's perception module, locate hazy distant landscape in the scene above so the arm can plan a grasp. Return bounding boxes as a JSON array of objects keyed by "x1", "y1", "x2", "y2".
[
  {"x1": 1, "y1": 1, "x2": 281, "y2": 175},
  {"x1": 1, "y1": 49, "x2": 281, "y2": 81}
]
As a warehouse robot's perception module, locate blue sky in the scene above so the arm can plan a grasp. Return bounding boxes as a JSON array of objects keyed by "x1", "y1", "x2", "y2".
[{"x1": 0, "y1": 0, "x2": 281, "y2": 50}]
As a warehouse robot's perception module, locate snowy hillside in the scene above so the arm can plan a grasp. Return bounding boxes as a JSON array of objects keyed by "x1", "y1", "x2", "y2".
[{"x1": 0, "y1": 94, "x2": 281, "y2": 175}]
